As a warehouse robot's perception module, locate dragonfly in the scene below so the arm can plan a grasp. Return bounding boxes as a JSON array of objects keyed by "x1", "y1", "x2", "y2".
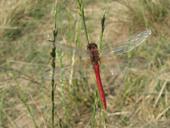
[{"x1": 3, "y1": 29, "x2": 151, "y2": 110}]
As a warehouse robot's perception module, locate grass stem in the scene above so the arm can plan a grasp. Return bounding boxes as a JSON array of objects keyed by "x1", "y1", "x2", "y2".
[
  {"x1": 99, "y1": 12, "x2": 106, "y2": 49},
  {"x1": 50, "y1": 4, "x2": 58, "y2": 128},
  {"x1": 76, "y1": 0, "x2": 90, "y2": 44}
]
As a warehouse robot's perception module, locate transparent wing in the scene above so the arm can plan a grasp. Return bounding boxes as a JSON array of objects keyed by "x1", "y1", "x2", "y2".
[
  {"x1": 100, "y1": 29, "x2": 151, "y2": 56},
  {"x1": 1, "y1": 58, "x2": 129, "y2": 83},
  {"x1": 35, "y1": 31, "x2": 89, "y2": 58},
  {"x1": 55, "y1": 43, "x2": 89, "y2": 58},
  {"x1": 0, "y1": 60, "x2": 93, "y2": 82},
  {"x1": 29, "y1": 31, "x2": 89, "y2": 57}
]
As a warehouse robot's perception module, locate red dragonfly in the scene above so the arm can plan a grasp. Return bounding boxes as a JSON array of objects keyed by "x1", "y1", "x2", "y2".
[{"x1": 5, "y1": 29, "x2": 151, "y2": 110}]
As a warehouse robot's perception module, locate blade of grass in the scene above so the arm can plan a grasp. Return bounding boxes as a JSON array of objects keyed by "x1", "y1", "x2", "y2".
[
  {"x1": 76, "y1": 0, "x2": 90, "y2": 44},
  {"x1": 99, "y1": 12, "x2": 106, "y2": 49},
  {"x1": 16, "y1": 86, "x2": 38, "y2": 128}
]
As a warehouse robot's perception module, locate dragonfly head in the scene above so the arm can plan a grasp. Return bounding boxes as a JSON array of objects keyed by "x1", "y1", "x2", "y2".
[{"x1": 87, "y1": 42, "x2": 98, "y2": 51}]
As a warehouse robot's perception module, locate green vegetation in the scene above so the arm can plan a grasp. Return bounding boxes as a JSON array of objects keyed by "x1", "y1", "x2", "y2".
[{"x1": 0, "y1": 0, "x2": 170, "y2": 128}]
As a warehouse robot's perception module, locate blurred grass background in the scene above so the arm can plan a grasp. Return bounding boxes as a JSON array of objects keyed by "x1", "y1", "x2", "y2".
[{"x1": 0, "y1": 0, "x2": 170, "y2": 128}]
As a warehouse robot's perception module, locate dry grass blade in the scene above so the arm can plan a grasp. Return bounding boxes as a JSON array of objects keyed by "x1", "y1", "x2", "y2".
[
  {"x1": 154, "y1": 81, "x2": 167, "y2": 107},
  {"x1": 1, "y1": 0, "x2": 170, "y2": 127}
]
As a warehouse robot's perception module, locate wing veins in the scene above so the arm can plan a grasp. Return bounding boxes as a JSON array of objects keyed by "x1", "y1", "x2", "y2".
[{"x1": 101, "y1": 29, "x2": 151, "y2": 55}]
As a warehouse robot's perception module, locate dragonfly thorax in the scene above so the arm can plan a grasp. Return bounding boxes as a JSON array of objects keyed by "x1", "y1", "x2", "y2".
[{"x1": 87, "y1": 43, "x2": 100, "y2": 65}]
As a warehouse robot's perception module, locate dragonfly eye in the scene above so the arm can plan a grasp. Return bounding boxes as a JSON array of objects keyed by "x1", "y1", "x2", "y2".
[{"x1": 87, "y1": 42, "x2": 98, "y2": 50}]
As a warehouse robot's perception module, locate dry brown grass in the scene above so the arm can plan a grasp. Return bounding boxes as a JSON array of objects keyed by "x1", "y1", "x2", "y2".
[{"x1": 0, "y1": 0, "x2": 170, "y2": 128}]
